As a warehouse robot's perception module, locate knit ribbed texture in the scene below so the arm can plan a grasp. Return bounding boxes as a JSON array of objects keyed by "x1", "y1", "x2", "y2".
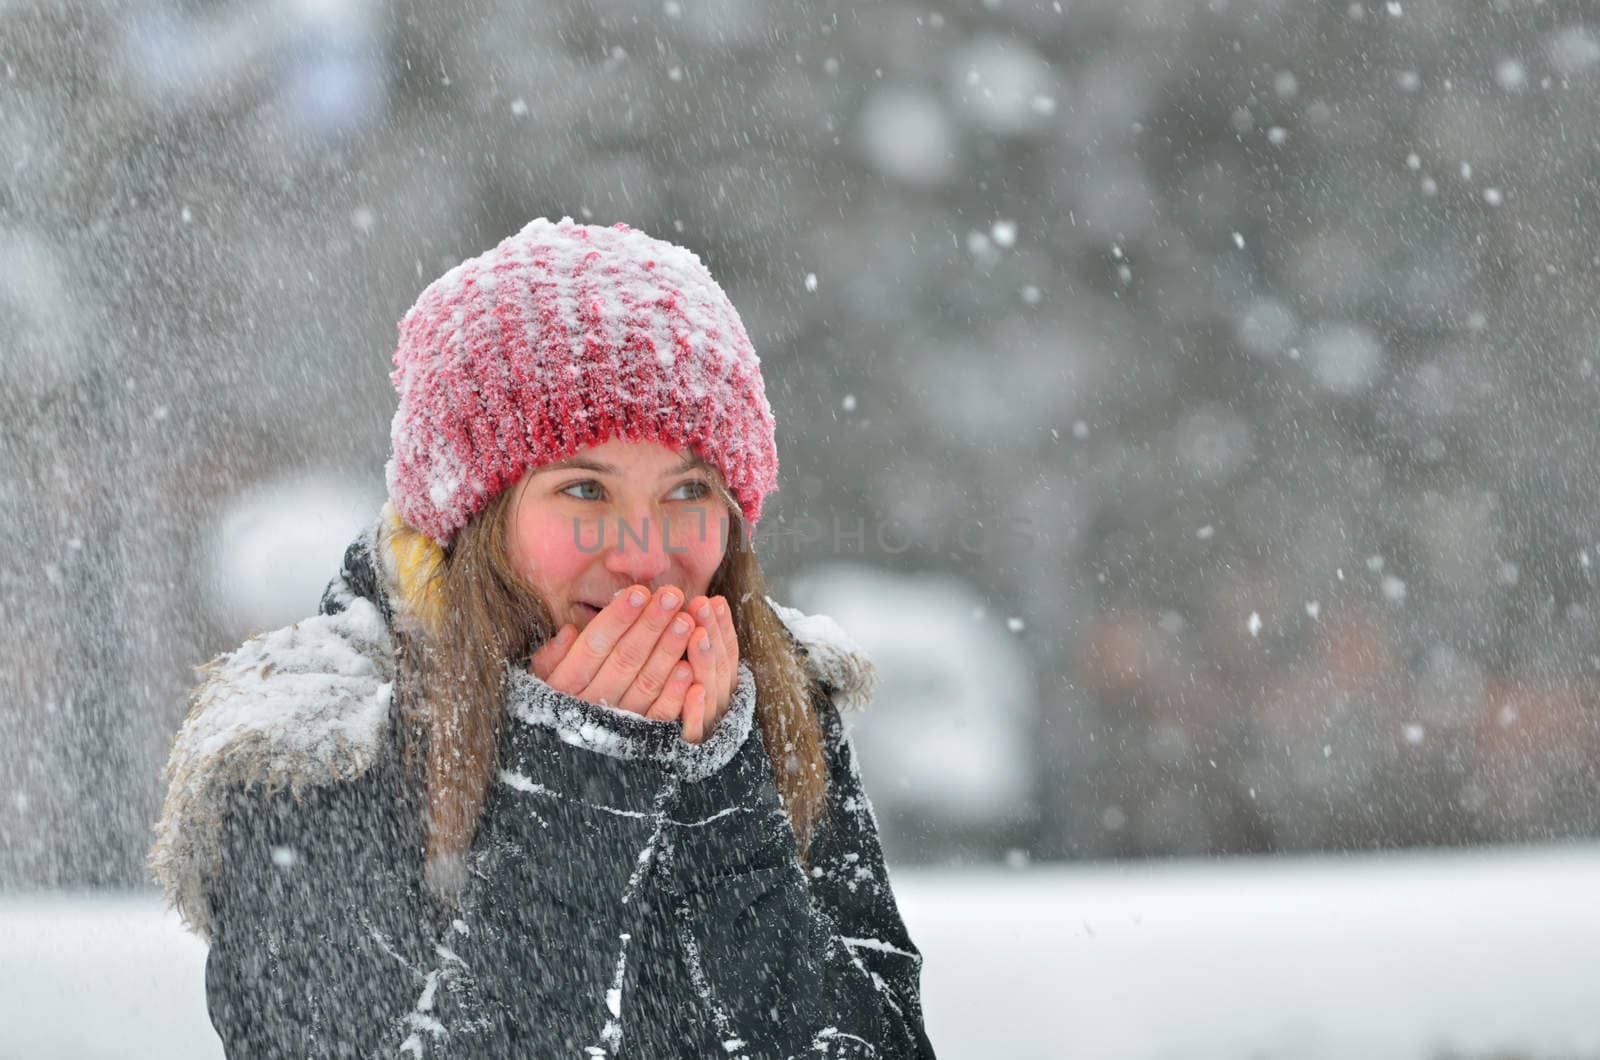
[{"x1": 386, "y1": 217, "x2": 779, "y2": 545}]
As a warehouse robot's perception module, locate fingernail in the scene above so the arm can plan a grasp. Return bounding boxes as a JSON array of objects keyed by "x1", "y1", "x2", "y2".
[
  {"x1": 698, "y1": 634, "x2": 713, "y2": 652},
  {"x1": 698, "y1": 606, "x2": 713, "y2": 623},
  {"x1": 628, "y1": 589, "x2": 647, "y2": 607},
  {"x1": 672, "y1": 663, "x2": 690, "y2": 681},
  {"x1": 671, "y1": 617, "x2": 691, "y2": 635},
  {"x1": 660, "y1": 589, "x2": 681, "y2": 610}
]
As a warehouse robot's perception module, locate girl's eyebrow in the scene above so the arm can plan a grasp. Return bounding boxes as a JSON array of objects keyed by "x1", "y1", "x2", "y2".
[{"x1": 537, "y1": 454, "x2": 705, "y2": 477}]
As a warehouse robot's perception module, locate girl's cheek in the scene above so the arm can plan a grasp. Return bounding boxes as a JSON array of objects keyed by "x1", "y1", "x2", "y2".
[
  {"x1": 670, "y1": 511, "x2": 728, "y2": 556},
  {"x1": 681, "y1": 519, "x2": 729, "y2": 580},
  {"x1": 537, "y1": 538, "x2": 594, "y2": 582},
  {"x1": 515, "y1": 513, "x2": 593, "y2": 584},
  {"x1": 567, "y1": 514, "x2": 607, "y2": 555}
]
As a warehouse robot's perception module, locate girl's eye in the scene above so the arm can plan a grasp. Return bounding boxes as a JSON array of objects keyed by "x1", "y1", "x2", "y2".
[
  {"x1": 560, "y1": 480, "x2": 708, "y2": 502},
  {"x1": 561, "y1": 481, "x2": 604, "y2": 501},
  {"x1": 669, "y1": 480, "x2": 711, "y2": 501}
]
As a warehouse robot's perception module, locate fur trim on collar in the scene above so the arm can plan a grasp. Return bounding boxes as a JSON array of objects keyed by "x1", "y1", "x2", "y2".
[
  {"x1": 148, "y1": 596, "x2": 396, "y2": 940},
  {"x1": 764, "y1": 598, "x2": 878, "y2": 711},
  {"x1": 150, "y1": 510, "x2": 878, "y2": 939}
]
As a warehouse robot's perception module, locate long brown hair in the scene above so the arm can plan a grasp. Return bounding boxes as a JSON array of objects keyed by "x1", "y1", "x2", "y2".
[{"x1": 386, "y1": 479, "x2": 826, "y2": 903}]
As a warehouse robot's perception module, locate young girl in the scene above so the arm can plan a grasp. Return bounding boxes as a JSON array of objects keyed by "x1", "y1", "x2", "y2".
[{"x1": 150, "y1": 218, "x2": 936, "y2": 1057}]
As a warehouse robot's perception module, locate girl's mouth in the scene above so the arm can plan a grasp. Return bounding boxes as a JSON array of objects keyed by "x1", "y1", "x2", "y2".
[{"x1": 575, "y1": 590, "x2": 630, "y2": 621}]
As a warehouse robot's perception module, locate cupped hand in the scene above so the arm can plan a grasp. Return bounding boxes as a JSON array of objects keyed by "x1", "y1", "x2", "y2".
[
  {"x1": 531, "y1": 589, "x2": 739, "y2": 744},
  {"x1": 532, "y1": 585, "x2": 693, "y2": 714}
]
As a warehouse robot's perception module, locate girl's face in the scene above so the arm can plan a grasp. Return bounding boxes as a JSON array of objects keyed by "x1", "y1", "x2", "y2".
[{"x1": 505, "y1": 438, "x2": 731, "y2": 632}]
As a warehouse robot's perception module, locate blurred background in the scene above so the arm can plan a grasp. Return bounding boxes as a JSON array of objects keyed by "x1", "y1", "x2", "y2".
[{"x1": 4, "y1": 0, "x2": 1600, "y2": 1054}]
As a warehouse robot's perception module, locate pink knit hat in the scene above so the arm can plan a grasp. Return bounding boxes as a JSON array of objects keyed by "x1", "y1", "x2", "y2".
[{"x1": 385, "y1": 218, "x2": 779, "y2": 546}]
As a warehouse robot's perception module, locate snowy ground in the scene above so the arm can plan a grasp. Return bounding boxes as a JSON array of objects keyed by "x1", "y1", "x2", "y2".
[{"x1": 3, "y1": 844, "x2": 1599, "y2": 1059}]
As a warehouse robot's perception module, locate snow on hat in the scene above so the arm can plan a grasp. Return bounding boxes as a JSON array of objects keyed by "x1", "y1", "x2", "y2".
[{"x1": 386, "y1": 217, "x2": 779, "y2": 546}]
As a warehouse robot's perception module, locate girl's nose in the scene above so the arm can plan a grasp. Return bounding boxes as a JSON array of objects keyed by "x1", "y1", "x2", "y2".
[{"x1": 601, "y1": 514, "x2": 672, "y2": 584}]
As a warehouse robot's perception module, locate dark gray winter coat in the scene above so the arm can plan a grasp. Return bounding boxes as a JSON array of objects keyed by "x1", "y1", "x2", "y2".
[{"x1": 151, "y1": 523, "x2": 935, "y2": 1058}]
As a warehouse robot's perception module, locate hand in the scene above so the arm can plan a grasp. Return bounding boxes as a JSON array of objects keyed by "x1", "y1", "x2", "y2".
[
  {"x1": 531, "y1": 590, "x2": 739, "y2": 744},
  {"x1": 532, "y1": 585, "x2": 696, "y2": 719}
]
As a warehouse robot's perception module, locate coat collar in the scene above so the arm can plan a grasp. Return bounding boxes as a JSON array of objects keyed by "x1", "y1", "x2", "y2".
[
  {"x1": 148, "y1": 588, "x2": 397, "y2": 941},
  {"x1": 150, "y1": 506, "x2": 876, "y2": 939}
]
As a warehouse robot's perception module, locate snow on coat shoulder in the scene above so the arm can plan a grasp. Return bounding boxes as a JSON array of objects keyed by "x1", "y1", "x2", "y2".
[
  {"x1": 765, "y1": 596, "x2": 878, "y2": 712},
  {"x1": 149, "y1": 597, "x2": 396, "y2": 941}
]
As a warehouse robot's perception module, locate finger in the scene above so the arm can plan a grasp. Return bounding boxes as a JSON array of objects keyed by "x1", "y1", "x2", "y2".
[
  {"x1": 531, "y1": 624, "x2": 578, "y2": 681},
  {"x1": 689, "y1": 595, "x2": 721, "y2": 670},
  {"x1": 643, "y1": 661, "x2": 693, "y2": 722},
  {"x1": 714, "y1": 596, "x2": 739, "y2": 699},
  {"x1": 618, "y1": 605, "x2": 695, "y2": 714},
  {"x1": 686, "y1": 623, "x2": 719, "y2": 726},
  {"x1": 546, "y1": 585, "x2": 650, "y2": 696},
  {"x1": 693, "y1": 596, "x2": 728, "y2": 714},
  {"x1": 704, "y1": 699, "x2": 727, "y2": 740},
  {"x1": 682, "y1": 683, "x2": 708, "y2": 744},
  {"x1": 581, "y1": 585, "x2": 686, "y2": 711}
]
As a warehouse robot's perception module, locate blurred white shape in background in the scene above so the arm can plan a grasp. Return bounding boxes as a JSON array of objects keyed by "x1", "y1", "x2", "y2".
[
  {"x1": 857, "y1": 86, "x2": 958, "y2": 186},
  {"x1": 117, "y1": 0, "x2": 384, "y2": 135},
  {"x1": 786, "y1": 563, "x2": 1036, "y2": 832},
  {"x1": 200, "y1": 471, "x2": 383, "y2": 633},
  {"x1": 1548, "y1": 25, "x2": 1600, "y2": 75},
  {"x1": 1234, "y1": 296, "x2": 1300, "y2": 359},
  {"x1": 946, "y1": 34, "x2": 1058, "y2": 138},
  {"x1": 0, "y1": 228, "x2": 85, "y2": 394},
  {"x1": 1304, "y1": 321, "x2": 1387, "y2": 395}
]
